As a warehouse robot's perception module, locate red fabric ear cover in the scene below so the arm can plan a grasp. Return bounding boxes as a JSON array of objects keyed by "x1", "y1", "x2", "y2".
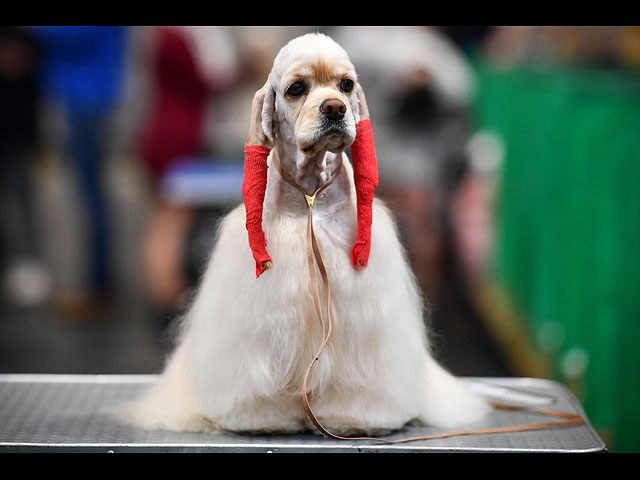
[
  {"x1": 350, "y1": 119, "x2": 379, "y2": 269},
  {"x1": 242, "y1": 143, "x2": 272, "y2": 277}
]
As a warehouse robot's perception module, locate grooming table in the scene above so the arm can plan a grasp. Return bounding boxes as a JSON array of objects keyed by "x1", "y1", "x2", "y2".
[{"x1": 0, "y1": 374, "x2": 605, "y2": 453}]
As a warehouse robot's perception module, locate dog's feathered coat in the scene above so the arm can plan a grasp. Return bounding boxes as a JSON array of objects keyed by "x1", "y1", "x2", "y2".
[{"x1": 122, "y1": 33, "x2": 489, "y2": 435}]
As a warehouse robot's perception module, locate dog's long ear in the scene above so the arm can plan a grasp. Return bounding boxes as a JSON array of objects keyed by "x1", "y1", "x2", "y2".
[
  {"x1": 261, "y1": 80, "x2": 277, "y2": 144},
  {"x1": 349, "y1": 83, "x2": 362, "y2": 125}
]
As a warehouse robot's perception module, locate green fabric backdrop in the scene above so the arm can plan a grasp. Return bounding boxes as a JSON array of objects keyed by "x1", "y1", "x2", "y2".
[{"x1": 472, "y1": 62, "x2": 640, "y2": 452}]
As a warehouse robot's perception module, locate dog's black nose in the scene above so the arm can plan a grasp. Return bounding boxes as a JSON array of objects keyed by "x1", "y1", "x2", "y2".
[{"x1": 320, "y1": 99, "x2": 346, "y2": 121}]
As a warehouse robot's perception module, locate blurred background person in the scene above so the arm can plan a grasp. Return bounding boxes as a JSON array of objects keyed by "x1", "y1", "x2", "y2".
[
  {"x1": 29, "y1": 26, "x2": 128, "y2": 318},
  {"x1": 137, "y1": 26, "x2": 236, "y2": 317},
  {"x1": 0, "y1": 27, "x2": 49, "y2": 308},
  {"x1": 331, "y1": 26, "x2": 511, "y2": 375}
]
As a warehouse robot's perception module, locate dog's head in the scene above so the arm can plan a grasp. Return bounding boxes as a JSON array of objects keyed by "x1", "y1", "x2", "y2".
[{"x1": 261, "y1": 33, "x2": 360, "y2": 157}]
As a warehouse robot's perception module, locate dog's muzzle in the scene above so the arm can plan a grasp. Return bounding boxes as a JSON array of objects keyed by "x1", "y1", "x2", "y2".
[{"x1": 301, "y1": 99, "x2": 354, "y2": 155}]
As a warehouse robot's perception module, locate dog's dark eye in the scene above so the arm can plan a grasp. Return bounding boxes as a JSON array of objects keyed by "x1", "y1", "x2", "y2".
[
  {"x1": 286, "y1": 81, "x2": 306, "y2": 98},
  {"x1": 340, "y1": 78, "x2": 354, "y2": 93}
]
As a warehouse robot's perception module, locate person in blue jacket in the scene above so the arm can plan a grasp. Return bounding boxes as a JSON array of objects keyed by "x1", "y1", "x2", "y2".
[{"x1": 31, "y1": 26, "x2": 127, "y2": 316}]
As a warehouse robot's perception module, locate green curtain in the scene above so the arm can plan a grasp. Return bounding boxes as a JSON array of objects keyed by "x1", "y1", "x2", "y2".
[{"x1": 472, "y1": 62, "x2": 640, "y2": 452}]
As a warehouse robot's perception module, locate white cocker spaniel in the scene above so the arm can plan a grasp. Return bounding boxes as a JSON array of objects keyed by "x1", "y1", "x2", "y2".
[{"x1": 123, "y1": 32, "x2": 489, "y2": 436}]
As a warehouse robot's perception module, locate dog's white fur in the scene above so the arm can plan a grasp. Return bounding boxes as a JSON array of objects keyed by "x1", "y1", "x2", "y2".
[{"x1": 122, "y1": 33, "x2": 489, "y2": 435}]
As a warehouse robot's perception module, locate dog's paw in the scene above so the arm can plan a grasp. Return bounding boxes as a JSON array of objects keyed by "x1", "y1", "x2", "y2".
[{"x1": 307, "y1": 415, "x2": 402, "y2": 438}]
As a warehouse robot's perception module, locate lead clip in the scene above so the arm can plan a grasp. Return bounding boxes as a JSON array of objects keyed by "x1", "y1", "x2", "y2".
[{"x1": 304, "y1": 193, "x2": 316, "y2": 208}]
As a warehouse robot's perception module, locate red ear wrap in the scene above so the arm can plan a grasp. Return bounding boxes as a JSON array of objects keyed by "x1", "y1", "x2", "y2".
[
  {"x1": 242, "y1": 143, "x2": 272, "y2": 278},
  {"x1": 350, "y1": 119, "x2": 379, "y2": 269}
]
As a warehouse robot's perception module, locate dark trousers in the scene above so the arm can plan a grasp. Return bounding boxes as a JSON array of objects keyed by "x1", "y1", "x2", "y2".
[{"x1": 66, "y1": 110, "x2": 110, "y2": 293}]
